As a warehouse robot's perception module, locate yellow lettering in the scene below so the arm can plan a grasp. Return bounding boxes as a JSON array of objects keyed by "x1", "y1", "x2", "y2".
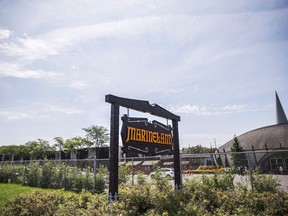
[
  {"x1": 149, "y1": 131, "x2": 153, "y2": 143},
  {"x1": 136, "y1": 129, "x2": 141, "y2": 141},
  {"x1": 145, "y1": 130, "x2": 149, "y2": 142},
  {"x1": 160, "y1": 133, "x2": 165, "y2": 144},
  {"x1": 141, "y1": 129, "x2": 146, "y2": 141},
  {"x1": 125, "y1": 126, "x2": 172, "y2": 145},
  {"x1": 125, "y1": 127, "x2": 136, "y2": 142},
  {"x1": 153, "y1": 132, "x2": 158, "y2": 143}
]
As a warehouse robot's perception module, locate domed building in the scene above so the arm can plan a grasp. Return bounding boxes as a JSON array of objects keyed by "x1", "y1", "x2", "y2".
[{"x1": 218, "y1": 92, "x2": 288, "y2": 173}]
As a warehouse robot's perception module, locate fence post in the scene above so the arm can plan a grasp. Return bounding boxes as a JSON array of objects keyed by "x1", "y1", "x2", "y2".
[
  {"x1": 64, "y1": 162, "x2": 67, "y2": 190},
  {"x1": 93, "y1": 156, "x2": 97, "y2": 193},
  {"x1": 246, "y1": 152, "x2": 254, "y2": 192},
  {"x1": 131, "y1": 158, "x2": 134, "y2": 186},
  {"x1": 23, "y1": 164, "x2": 26, "y2": 185}
]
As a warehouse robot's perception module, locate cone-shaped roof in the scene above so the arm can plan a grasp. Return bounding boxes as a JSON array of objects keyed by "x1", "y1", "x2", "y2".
[{"x1": 276, "y1": 91, "x2": 288, "y2": 124}]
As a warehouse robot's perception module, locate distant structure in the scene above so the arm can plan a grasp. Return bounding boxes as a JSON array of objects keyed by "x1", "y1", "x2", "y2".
[
  {"x1": 218, "y1": 92, "x2": 288, "y2": 173},
  {"x1": 276, "y1": 91, "x2": 288, "y2": 124}
]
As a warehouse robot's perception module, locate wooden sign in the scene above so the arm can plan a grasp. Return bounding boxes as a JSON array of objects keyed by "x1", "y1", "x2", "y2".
[{"x1": 121, "y1": 115, "x2": 172, "y2": 155}]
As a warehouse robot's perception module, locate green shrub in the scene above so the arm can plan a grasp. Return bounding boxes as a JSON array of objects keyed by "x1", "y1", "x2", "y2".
[
  {"x1": 118, "y1": 165, "x2": 130, "y2": 185},
  {"x1": 1, "y1": 190, "x2": 108, "y2": 216},
  {"x1": 150, "y1": 168, "x2": 171, "y2": 192},
  {"x1": 252, "y1": 172, "x2": 280, "y2": 193},
  {"x1": 1, "y1": 178, "x2": 288, "y2": 216},
  {"x1": 1, "y1": 163, "x2": 288, "y2": 215},
  {"x1": 136, "y1": 171, "x2": 147, "y2": 185},
  {"x1": 94, "y1": 165, "x2": 108, "y2": 193},
  {"x1": 120, "y1": 184, "x2": 155, "y2": 216},
  {"x1": 24, "y1": 163, "x2": 41, "y2": 187},
  {"x1": 0, "y1": 164, "x2": 23, "y2": 184}
]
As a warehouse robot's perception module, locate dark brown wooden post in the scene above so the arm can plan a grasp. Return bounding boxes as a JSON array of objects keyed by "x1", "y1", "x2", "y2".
[
  {"x1": 109, "y1": 103, "x2": 119, "y2": 200},
  {"x1": 172, "y1": 120, "x2": 181, "y2": 190}
]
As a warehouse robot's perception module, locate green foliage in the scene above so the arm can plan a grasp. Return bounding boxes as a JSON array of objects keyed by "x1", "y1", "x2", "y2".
[
  {"x1": 94, "y1": 165, "x2": 108, "y2": 193},
  {"x1": 0, "y1": 161, "x2": 108, "y2": 194},
  {"x1": 64, "y1": 137, "x2": 86, "y2": 158},
  {"x1": 0, "y1": 144, "x2": 30, "y2": 161},
  {"x1": 1, "y1": 190, "x2": 108, "y2": 216},
  {"x1": 136, "y1": 171, "x2": 147, "y2": 185},
  {"x1": 1, "y1": 171, "x2": 288, "y2": 216},
  {"x1": 118, "y1": 165, "x2": 130, "y2": 185},
  {"x1": 120, "y1": 184, "x2": 155, "y2": 216},
  {"x1": 82, "y1": 125, "x2": 109, "y2": 148},
  {"x1": 150, "y1": 167, "x2": 171, "y2": 192},
  {"x1": 230, "y1": 135, "x2": 248, "y2": 168},
  {"x1": 0, "y1": 164, "x2": 288, "y2": 215},
  {"x1": 26, "y1": 139, "x2": 55, "y2": 160},
  {"x1": 252, "y1": 167, "x2": 280, "y2": 193},
  {"x1": 181, "y1": 145, "x2": 211, "y2": 154}
]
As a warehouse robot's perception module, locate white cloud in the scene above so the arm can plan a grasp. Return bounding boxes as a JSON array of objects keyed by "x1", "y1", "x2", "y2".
[
  {"x1": 0, "y1": 61, "x2": 63, "y2": 79},
  {"x1": 168, "y1": 104, "x2": 208, "y2": 115},
  {"x1": 1, "y1": 36, "x2": 58, "y2": 60},
  {"x1": 0, "y1": 104, "x2": 82, "y2": 121},
  {"x1": 42, "y1": 104, "x2": 83, "y2": 115},
  {"x1": 222, "y1": 104, "x2": 245, "y2": 111},
  {"x1": 0, "y1": 111, "x2": 31, "y2": 120},
  {"x1": 0, "y1": 29, "x2": 11, "y2": 39},
  {"x1": 69, "y1": 80, "x2": 90, "y2": 90},
  {"x1": 167, "y1": 104, "x2": 247, "y2": 115}
]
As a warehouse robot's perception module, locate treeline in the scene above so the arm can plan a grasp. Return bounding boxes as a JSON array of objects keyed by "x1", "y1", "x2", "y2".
[
  {"x1": 181, "y1": 144, "x2": 213, "y2": 154},
  {"x1": 0, "y1": 125, "x2": 109, "y2": 161}
]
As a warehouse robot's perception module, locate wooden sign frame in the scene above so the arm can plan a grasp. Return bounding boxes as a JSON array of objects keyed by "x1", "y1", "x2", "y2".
[{"x1": 105, "y1": 94, "x2": 181, "y2": 200}]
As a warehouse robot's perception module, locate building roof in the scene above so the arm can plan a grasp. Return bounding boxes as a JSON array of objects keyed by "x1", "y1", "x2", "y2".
[
  {"x1": 163, "y1": 161, "x2": 174, "y2": 166},
  {"x1": 125, "y1": 161, "x2": 143, "y2": 166},
  {"x1": 142, "y1": 160, "x2": 159, "y2": 166},
  {"x1": 219, "y1": 124, "x2": 288, "y2": 151}
]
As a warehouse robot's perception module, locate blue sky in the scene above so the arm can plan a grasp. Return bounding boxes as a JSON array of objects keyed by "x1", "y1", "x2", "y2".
[{"x1": 0, "y1": 0, "x2": 287, "y2": 148}]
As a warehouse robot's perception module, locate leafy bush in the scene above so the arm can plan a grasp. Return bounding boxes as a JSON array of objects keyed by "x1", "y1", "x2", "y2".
[
  {"x1": 118, "y1": 165, "x2": 130, "y2": 185},
  {"x1": 136, "y1": 171, "x2": 147, "y2": 185},
  {"x1": 252, "y1": 169, "x2": 280, "y2": 193},
  {"x1": 150, "y1": 167, "x2": 171, "y2": 192},
  {"x1": 0, "y1": 164, "x2": 23, "y2": 184},
  {"x1": 94, "y1": 165, "x2": 108, "y2": 193},
  {"x1": 1, "y1": 190, "x2": 108, "y2": 216},
  {"x1": 0, "y1": 162, "x2": 108, "y2": 194},
  {"x1": 1, "y1": 174, "x2": 288, "y2": 216},
  {"x1": 1, "y1": 163, "x2": 288, "y2": 215}
]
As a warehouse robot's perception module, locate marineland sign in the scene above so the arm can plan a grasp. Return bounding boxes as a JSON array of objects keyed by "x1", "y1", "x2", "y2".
[
  {"x1": 105, "y1": 94, "x2": 181, "y2": 201},
  {"x1": 121, "y1": 115, "x2": 172, "y2": 155}
]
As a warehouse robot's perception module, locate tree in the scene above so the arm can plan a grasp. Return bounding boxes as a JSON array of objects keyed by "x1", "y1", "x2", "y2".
[
  {"x1": 181, "y1": 145, "x2": 211, "y2": 154},
  {"x1": 0, "y1": 145, "x2": 10, "y2": 161},
  {"x1": 230, "y1": 135, "x2": 248, "y2": 169},
  {"x1": 53, "y1": 137, "x2": 65, "y2": 160},
  {"x1": 26, "y1": 139, "x2": 54, "y2": 160},
  {"x1": 17, "y1": 145, "x2": 30, "y2": 160},
  {"x1": 64, "y1": 136, "x2": 85, "y2": 159},
  {"x1": 82, "y1": 125, "x2": 109, "y2": 158}
]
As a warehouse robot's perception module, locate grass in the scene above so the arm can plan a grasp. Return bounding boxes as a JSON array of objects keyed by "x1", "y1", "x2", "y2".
[
  {"x1": 0, "y1": 183, "x2": 74, "y2": 212},
  {"x1": 0, "y1": 184, "x2": 50, "y2": 209}
]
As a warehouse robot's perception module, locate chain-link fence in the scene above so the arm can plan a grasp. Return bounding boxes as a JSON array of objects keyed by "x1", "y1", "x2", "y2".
[
  {"x1": 1, "y1": 149, "x2": 287, "y2": 193},
  {"x1": 182, "y1": 149, "x2": 288, "y2": 192}
]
